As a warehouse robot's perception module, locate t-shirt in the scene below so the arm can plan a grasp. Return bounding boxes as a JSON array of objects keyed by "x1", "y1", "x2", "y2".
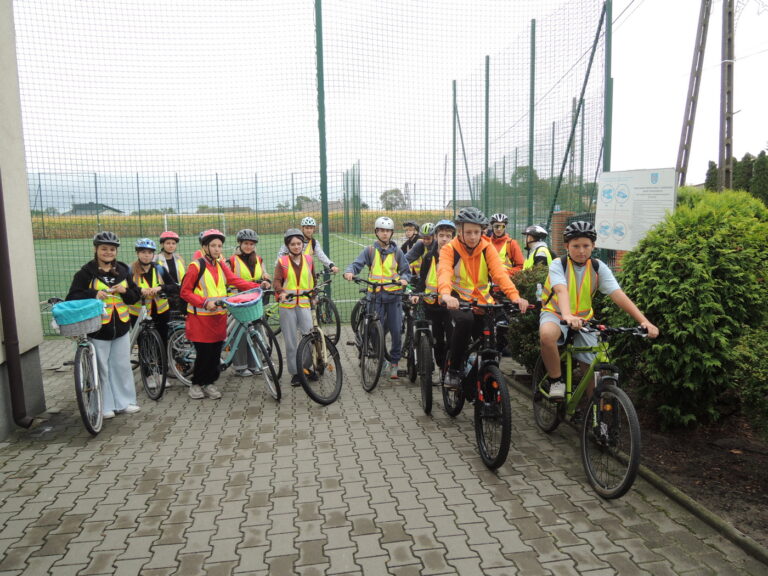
[{"x1": 548, "y1": 257, "x2": 620, "y2": 296}]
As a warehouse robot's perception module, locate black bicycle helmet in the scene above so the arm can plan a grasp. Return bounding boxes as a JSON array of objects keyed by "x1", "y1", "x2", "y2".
[
  {"x1": 455, "y1": 206, "x2": 489, "y2": 228},
  {"x1": 563, "y1": 220, "x2": 597, "y2": 242},
  {"x1": 402, "y1": 220, "x2": 418, "y2": 228},
  {"x1": 490, "y1": 213, "x2": 509, "y2": 225},
  {"x1": 236, "y1": 228, "x2": 259, "y2": 243},
  {"x1": 523, "y1": 225, "x2": 548, "y2": 240},
  {"x1": 284, "y1": 228, "x2": 304, "y2": 246},
  {"x1": 93, "y1": 231, "x2": 121, "y2": 247}
]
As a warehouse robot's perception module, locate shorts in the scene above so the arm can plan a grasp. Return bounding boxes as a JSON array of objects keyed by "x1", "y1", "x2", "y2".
[{"x1": 540, "y1": 311, "x2": 597, "y2": 364}]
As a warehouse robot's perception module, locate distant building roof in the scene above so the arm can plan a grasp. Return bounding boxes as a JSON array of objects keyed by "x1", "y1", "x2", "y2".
[
  {"x1": 445, "y1": 199, "x2": 474, "y2": 209},
  {"x1": 66, "y1": 202, "x2": 124, "y2": 216}
]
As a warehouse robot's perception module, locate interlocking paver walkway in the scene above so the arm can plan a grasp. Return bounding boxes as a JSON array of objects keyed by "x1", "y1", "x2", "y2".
[{"x1": 0, "y1": 331, "x2": 765, "y2": 575}]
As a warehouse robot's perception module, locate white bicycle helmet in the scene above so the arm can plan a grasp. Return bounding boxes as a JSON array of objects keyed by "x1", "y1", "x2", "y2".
[
  {"x1": 374, "y1": 216, "x2": 395, "y2": 231},
  {"x1": 301, "y1": 217, "x2": 317, "y2": 227}
]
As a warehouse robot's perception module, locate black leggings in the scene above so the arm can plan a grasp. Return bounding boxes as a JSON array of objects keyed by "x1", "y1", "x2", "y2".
[
  {"x1": 424, "y1": 304, "x2": 452, "y2": 370},
  {"x1": 447, "y1": 309, "x2": 482, "y2": 371},
  {"x1": 192, "y1": 341, "x2": 224, "y2": 386}
]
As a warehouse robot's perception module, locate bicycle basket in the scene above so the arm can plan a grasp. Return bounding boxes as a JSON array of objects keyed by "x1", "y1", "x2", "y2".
[
  {"x1": 223, "y1": 288, "x2": 263, "y2": 323},
  {"x1": 52, "y1": 299, "x2": 104, "y2": 337}
]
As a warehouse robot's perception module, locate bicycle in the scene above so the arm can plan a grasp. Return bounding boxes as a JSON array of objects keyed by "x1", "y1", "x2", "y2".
[
  {"x1": 263, "y1": 269, "x2": 341, "y2": 345},
  {"x1": 401, "y1": 294, "x2": 435, "y2": 414},
  {"x1": 347, "y1": 277, "x2": 402, "y2": 392},
  {"x1": 47, "y1": 298, "x2": 104, "y2": 435},
  {"x1": 439, "y1": 300, "x2": 520, "y2": 470},
  {"x1": 531, "y1": 320, "x2": 646, "y2": 499},
  {"x1": 288, "y1": 278, "x2": 344, "y2": 405},
  {"x1": 128, "y1": 298, "x2": 167, "y2": 401},
  {"x1": 167, "y1": 288, "x2": 281, "y2": 401}
]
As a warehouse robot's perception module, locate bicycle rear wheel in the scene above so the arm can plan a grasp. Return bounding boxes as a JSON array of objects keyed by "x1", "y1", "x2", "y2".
[
  {"x1": 441, "y1": 359, "x2": 465, "y2": 417},
  {"x1": 361, "y1": 318, "x2": 384, "y2": 392},
  {"x1": 316, "y1": 296, "x2": 341, "y2": 345},
  {"x1": 406, "y1": 327, "x2": 417, "y2": 383},
  {"x1": 254, "y1": 320, "x2": 283, "y2": 381},
  {"x1": 74, "y1": 343, "x2": 103, "y2": 435},
  {"x1": 138, "y1": 328, "x2": 166, "y2": 400},
  {"x1": 249, "y1": 330, "x2": 281, "y2": 401},
  {"x1": 417, "y1": 333, "x2": 433, "y2": 414},
  {"x1": 581, "y1": 383, "x2": 641, "y2": 499},
  {"x1": 531, "y1": 355, "x2": 562, "y2": 433},
  {"x1": 350, "y1": 300, "x2": 364, "y2": 336},
  {"x1": 167, "y1": 327, "x2": 194, "y2": 386},
  {"x1": 475, "y1": 365, "x2": 512, "y2": 470},
  {"x1": 297, "y1": 332, "x2": 343, "y2": 405}
]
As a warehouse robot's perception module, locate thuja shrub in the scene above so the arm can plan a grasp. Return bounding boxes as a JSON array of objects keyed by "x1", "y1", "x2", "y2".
[
  {"x1": 505, "y1": 267, "x2": 548, "y2": 372},
  {"x1": 603, "y1": 190, "x2": 768, "y2": 428},
  {"x1": 732, "y1": 328, "x2": 768, "y2": 439}
]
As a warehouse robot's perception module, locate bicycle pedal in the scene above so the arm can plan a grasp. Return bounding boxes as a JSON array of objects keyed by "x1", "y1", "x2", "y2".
[{"x1": 397, "y1": 369, "x2": 407, "y2": 377}]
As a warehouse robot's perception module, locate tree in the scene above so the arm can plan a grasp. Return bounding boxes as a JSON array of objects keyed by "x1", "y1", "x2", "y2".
[
  {"x1": 733, "y1": 152, "x2": 755, "y2": 192},
  {"x1": 704, "y1": 161, "x2": 718, "y2": 191},
  {"x1": 294, "y1": 195, "x2": 315, "y2": 210},
  {"x1": 751, "y1": 151, "x2": 768, "y2": 205},
  {"x1": 380, "y1": 188, "x2": 407, "y2": 211},
  {"x1": 275, "y1": 201, "x2": 290, "y2": 212}
]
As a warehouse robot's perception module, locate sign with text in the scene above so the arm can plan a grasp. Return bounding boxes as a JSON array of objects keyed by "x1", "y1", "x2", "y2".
[{"x1": 594, "y1": 168, "x2": 676, "y2": 250}]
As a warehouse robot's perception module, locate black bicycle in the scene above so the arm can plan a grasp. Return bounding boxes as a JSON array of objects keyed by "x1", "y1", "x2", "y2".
[
  {"x1": 348, "y1": 277, "x2": 402, "y2": 392},
  {"x1": 439, "y1": 300, "x2": 522, "y2": 470},
  {"x1": 401, "y1": 294, "x2": 435, "y2": 414}
]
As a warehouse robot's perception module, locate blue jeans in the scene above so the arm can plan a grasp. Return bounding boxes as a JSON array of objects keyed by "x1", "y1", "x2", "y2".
[{"x1": 375, "y1": 293, "x2": 403, "y2": 364}]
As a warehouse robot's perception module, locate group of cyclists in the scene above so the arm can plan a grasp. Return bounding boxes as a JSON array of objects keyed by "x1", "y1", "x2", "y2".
[{"x1": 65, "y1": 206, "x2": 658, "y2": 418}]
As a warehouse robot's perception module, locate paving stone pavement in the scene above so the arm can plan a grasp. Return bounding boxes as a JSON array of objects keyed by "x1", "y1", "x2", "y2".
[{"x1": 0, "y1": 330, "x2": 765, "y2": 575}]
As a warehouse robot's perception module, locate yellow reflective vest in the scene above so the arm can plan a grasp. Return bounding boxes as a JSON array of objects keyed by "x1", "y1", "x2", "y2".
[
  {"x1": 129, "y1": 266, "x2": 169, "y2": 316},
  {"x1": 231, "y1": 254, "x2": 263, "y2": 282},
  {"x1": 187, "y1": 260, "x2": 228, "y2": 316},
  {"x1": 369, "y1": 249, "x2": 402, "y2": 292},
  {"x1": 451, "y1": 249, "x2": 492, "y2": 304},
  {"x1": 541, "y1": 258, "x2": 598, "y2": 320},
  {"x1": 90, "y1": 277, "x2": 130, "y2": 325},
  {"x1": 279, "y1": 254, "x2": 314, "y2": 309},
  {"x1": 523, "y1": 245, "x2": 554, "y2": 270},
  {"x1": 424, "y1": 257, "x2": 438, "y2": 305},
  {"x1": 155, "y1": 253, "x2": 186, "y2": 282}
]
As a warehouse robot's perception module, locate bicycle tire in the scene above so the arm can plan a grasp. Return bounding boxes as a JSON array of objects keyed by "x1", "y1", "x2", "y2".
[
  {"x1": 474, "y1": 365, "x2": 512, "y2": 470},
  {"x1": 360, "y1": 318, "x2": 384, "y2": 392},
  {"x1": 138, "y1": 328, "x2": 166, "y2": 400},
  {"x1": 74, "y1": 343, "x2": 103, "y2": 435},
  {"x1": 417, "y1": 333, "x2": 433, "y2": 415},
  {"x1": 441, "y1": 359, "x2": 465, "y2": 417},
  {"x1": 581, "y1": 383, "x2": 641, "y2": 499},
  {"x1": 265, "y1": 302, "x2": 281, "y2": 336},
  {"x1": 249, "y1": 329, "x2": 281, "y2": 401},
  {"x1": 167, "y1": 327, "x2": 194, "y2": 386},
  {"x1": 255, "y1": 320, "x2": 283, "y2": 381},
  {"x1": 297, "y1": 332, "x2": 343, "y2": 405},
  {"x1": 406, "y1": 324, "x2": 417, "y2": 383},
  {"x1": 350, "y1": 300, "x2": 364, "y2": 336},
  {"x1": 531, "y1": 355, "x2": 562, "y2": 433},
  {"x1": 317, "y1": 296, "x2": 341, "y2": 346}
]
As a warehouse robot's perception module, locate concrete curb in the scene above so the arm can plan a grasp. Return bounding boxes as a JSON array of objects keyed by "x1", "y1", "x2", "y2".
[{"x1": 504, "y1": 369, "x2": 768, "y2": 568}]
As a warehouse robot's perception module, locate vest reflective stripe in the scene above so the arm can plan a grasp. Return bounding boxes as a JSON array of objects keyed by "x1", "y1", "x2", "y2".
[
  {"x1": 541, "y1": 259, "x2": 597, "y2": 319},
  {"x1": 497, "y1": 241, "x2": 516, "y2": 275},
  {"x1": 368, "y1": 249, "x2": 401, "y2": 292},
  {"x1": 129, "y1": 268, "x2": 169, "y2": 316},
  {"x1": 523, "y1": 245, "x2": 553, "y2": 270},
  {"x1": 232, "y1": 255, "x2": 263, "y2": 282},
  {"x1": 187, "y1": 261, "x2": 228, "y2": 316},
  {"x1": 156, "y1": 253, "x2": 186, "y2": 281},
  {"x1": 411, "y1": 245, "x2": 426, "y2": 276},
  {"x1": 279, "y1": 254, "x2": 314, "y2": 309},
  {"x1": 451, "y1": 250, "x2": 492, "y2": 304},
  {"x1": 424, "y1": 257, "x2": 438, "y2": 304},
  {"x1": 90, "y1": 278, "x2": 130, "y2": 325}
]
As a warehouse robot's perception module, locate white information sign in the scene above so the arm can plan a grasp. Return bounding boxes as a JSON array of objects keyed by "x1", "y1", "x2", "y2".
[{"x1": 594, "y1": 168, "x2": 676, "y2": 251}]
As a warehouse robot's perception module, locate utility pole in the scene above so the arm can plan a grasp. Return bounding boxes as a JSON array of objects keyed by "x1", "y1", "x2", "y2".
[
  {"x1": 718, "y1": 0, "x2": 735, "y2": 191},
  {"x1": 676, "y1": 0, "x2": 712, "y2": 187}
]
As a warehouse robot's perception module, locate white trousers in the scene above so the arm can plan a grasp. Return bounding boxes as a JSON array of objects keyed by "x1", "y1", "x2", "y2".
[{"x1": 90, "y1": 332, "x2": 137, "y2": 412}]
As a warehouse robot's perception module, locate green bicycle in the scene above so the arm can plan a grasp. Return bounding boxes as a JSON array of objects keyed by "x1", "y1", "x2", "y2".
[{"x1": 531, "y1": 320, "x2": 647, "y2": 499}]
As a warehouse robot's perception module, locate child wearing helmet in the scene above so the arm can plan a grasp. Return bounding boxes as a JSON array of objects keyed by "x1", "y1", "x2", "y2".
[
  {"x1": 130, "y1": 238, "x2": 178, "y2": 348},
  {"x1": 539, "y1": 220, "x2": 659, "y2": 399},
  {"x1": 180, "y1": 229, "x2": 260, "y2": 400},
  {"x1": 273, "y1": 229, "x2": 316, "y2": 386},
  {"x1": 409, "y1": 220, "x2": 456, "y2": 371},
  {"x1": 276, "y1": 217, "x2": 338, "y2": 273},
  {"x1": 155, "y1": 231, "x2": 186, "y2": 284},
  {"x1": 228, "y1": 229, "x2": 272, "y2": 377},
  {"x1": 522, "y1": 225, "x2": 554, "y2": 269},
  {"x1": 485, "y1": 213, "x2": 524, "y2": 276},
  {"x1": 66, "y1": 232, "x2": 143, "y2": 419},
  {"x1": 344, "y1": 216, "x2": 411, "y2": 380},
  {"x1": 404, "y1": 223, "x2": 435, "y2": 276},
  {"x1": 400, "y1": 220, "x2": 420, "y2": 253},
  {"x1": 438, "y1": 208, "x2": 529, "y2": 390}
]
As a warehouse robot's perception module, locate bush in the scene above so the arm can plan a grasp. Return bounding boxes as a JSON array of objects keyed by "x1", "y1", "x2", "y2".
[
  {"x1": 732, "y1": 328, "x2": 768, "y2": 440},
  {"x1": 505, "y1": 267, "x2": 548, "y2": 372},
  {"x1": 603, "y1": 190, "x2": 768, "y2": 429}
]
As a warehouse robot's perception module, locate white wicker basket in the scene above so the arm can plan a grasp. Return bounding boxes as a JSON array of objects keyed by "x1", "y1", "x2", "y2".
[{"x1": 57, "y1": 315, "x2": 102, "y2": 337}]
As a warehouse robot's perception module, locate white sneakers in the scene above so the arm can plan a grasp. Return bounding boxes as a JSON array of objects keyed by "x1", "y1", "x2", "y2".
[
  {"x1": 549, "y1": 381, "x2": 566, "y2": 399},
  {"x1": 124, "y1": 404, "x2": 141, "y2": 414}
]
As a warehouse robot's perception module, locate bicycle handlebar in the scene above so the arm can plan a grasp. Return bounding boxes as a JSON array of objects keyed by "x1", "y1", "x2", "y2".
[
  {"x1": 560, "y1": 319, "x2": 648, "y2": 337},
  {"x1": 350, "y1": 277, "x2": 403, "y2": 288}
]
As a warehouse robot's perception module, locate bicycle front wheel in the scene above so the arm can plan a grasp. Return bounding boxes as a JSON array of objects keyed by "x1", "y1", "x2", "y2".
[
  {"x1": 167, "y1": 327, "x2": 195, "y2": 386},
  {"x1": 254, "y1": 320, "x2": 283, "y2": 382},
  {"x1": 249, "y1": 330, "x2": 281, "y2": 402},
  {"x1": 350, "y1": 300, "x2": 364, "y2": 337},
  {"x1": 138, "y1": 328, "x2": 166, "y2": 400},
  {"x1": 441, "y1": 358, "x2": 465, "y2": 417},
  {"x1": 74, "y1": 343, "x2": 103, "y2": 435},
  {"x1": 474, "y1": 365, "x2": 512, "y2": 470},
  {"x1": 297, "y1": 332, "x2": 343, "y2": 405},
  {"x1": 531, "y1": 355, "x2": 562, "y2": 433},
  {"x1": 406, "y1": 329, "x2": 417, "y2": 383},
  {"x1": 360, "y1": 318, "x2": 384, "y2": 392},
  {"x1": 317, "y1": 296, "x2": 341, "y2": 345},
  {"x1": 581, "y1": 383, "x2": 641, "y2": 499},
  {"x1": 417, "y1": 333, "x2": 433, "y2": 414}
]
